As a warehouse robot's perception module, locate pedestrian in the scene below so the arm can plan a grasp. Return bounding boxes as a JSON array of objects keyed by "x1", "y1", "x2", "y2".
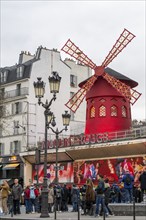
[
  {"x1": 95, "y1": 174, "x2": 109, "y2": 217},
  {"x1": 80, "y1": 184, "x2": 86, "y2": 214},
  {"x1": 11, "y1": 178, "x2": 23, "y2": 215},
  {"x1": 61, "y1": 184, "x2": 69, "y2": 212},
  {"x1": 24, "y1": 185, "x2": 31, "y2": 214},
  {"x1": 0, "y1": 180, "x2": 10, "y2": 215},
  {"x1": 139, "y1": 166, "x2": 146, "y2": 202},
  {"x1": 84, "y1": 179, "x2": 95, "y2": 216},
  {"x1": 55, "y1": 184, "x2": 62, "y2": 212},
  {"x1": 48, "y1": 184, "x2": 54, "y2": 213},
  {"x1": 29, "y1": 183, "x2": 39, "y2": 213},
  {"x1": 121, "y1": 170, "x2": 134, "y2": 203},
  {"x1": 71, "y1": 184, "x2": 79, "y2": 212},
  {"x1": 100, "y1": 178, "x2": 114, "y2": 216}
]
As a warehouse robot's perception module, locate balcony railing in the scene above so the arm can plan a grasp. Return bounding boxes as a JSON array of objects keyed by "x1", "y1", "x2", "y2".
[{"x1": 2, "y1": 87, "x2": 29, "y2": 99}]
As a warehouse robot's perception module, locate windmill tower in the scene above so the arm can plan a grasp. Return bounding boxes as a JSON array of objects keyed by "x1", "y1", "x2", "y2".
[{"x1": 61, "y1": 29, "x2": 141, "y2": 135}]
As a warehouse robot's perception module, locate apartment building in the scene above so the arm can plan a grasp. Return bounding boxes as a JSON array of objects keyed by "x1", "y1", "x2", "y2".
[{"x1": 0, "y1": 46, "x2": 92, "y2": 156}]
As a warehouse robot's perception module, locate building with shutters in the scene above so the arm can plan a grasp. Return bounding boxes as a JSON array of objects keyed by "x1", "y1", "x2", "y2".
[{"x1": 0, "y1": 46, "x2": 92, "y2": 181}]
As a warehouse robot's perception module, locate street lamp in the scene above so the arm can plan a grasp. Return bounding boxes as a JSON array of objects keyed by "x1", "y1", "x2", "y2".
[
  {"x1": 47, "y1": 110, "x2": 71, "y2": 184},
  {"x1": 47, "y1": 110, "x2": 70, "y2": 220},
  {"x1": 33, "y1": 71, "x2": 61, "y2": 218}
]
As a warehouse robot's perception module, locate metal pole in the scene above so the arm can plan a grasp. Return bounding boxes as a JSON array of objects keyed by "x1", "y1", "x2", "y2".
[
  {"x1": 54, "y1": 193, "x2": 57, "y2": 220},
  {"x1": 78, "y1": 196, "x2": 80, "y2": 220},
  {"x1": 40, "y1": 111, "x2": 49, "y2": 218},
  {"x1": 133, "y1": 196, "x2": 135, "y2": 220},
  {"x1": 55, "y1": 130, "x2": 59, "y2": 184},
  {"x1": 103, "y1": 196, "x2": 105, "y2": 220}
]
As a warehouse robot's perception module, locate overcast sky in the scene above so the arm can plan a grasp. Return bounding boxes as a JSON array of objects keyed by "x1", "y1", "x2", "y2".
[{"x1": 0, "y1": 0, "x2": 145, "y2": 121}]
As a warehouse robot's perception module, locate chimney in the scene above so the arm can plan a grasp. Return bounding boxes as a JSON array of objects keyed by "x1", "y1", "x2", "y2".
[{"x1": 18, "y1": 51, "x2": 34, "y2": 64}]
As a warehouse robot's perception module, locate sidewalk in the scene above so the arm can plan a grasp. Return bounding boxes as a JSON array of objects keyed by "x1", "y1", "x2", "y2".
[{"x1": 1, "y1": 211, "x2": 146, "y2": 220}]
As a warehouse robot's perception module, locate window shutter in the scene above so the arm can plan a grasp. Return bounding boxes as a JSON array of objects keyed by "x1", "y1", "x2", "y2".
[
  {"x1": 2, "y1": 143, "x2": 4, "y2": 155},
  {"x1": 18, "y1": 141, "x2": 21, "y2": 153},
  {"x1": 12, "y1": 104, "x2": 15, "y2": 115},
  {"x1": 19, "y1": 102, "x2": 22, "y2": 113},
  {"x1": 74, "y1": 76, "x2": 77, "y2": 87},
  {"x1": 10, "y1": 142, "x2": 14, "y2": 154}
]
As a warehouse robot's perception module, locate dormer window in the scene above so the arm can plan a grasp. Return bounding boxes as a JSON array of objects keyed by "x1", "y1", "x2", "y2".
[
  {"x1": 0, "y1": 70, "x2": 8, "y2": 83},
  {"x1": 17, "y1": 65, "x2": 24, "y2": 78}
]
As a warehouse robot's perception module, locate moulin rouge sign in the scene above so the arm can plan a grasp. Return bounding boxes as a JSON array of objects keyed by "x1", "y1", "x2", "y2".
[{"x1": 40, "y1": 133, "x2": 109, "y2": 150}]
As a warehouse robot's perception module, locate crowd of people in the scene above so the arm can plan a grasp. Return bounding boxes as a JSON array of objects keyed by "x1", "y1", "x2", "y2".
[{"x1": 0, "y1": 166, "x2": 146, "y2": 217}]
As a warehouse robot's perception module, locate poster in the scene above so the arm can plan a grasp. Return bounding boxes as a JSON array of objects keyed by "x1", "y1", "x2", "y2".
[
  {"x1": 73, "y1": 156, "x2": 146, "y2": 185},
  {"x1": 32, "y1": 162, "x2": 73, "y2": 184}
]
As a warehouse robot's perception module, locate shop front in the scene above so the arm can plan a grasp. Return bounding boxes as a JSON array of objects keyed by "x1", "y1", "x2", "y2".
[{"x1": 0, "y1": 155, "x2": 24, "y2": 186}]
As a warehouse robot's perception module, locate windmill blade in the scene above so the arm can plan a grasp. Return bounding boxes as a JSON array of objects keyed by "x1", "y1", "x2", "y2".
[
  {"x1": 61, "y1": 39, "x2": 96, "y2": 69},
  {"x1": 102, "y1": 29, "x2": 135, "y2": 67},
  {"x1": 65, "y1": 75, "x2": 97, "y2": 112},
  {"x1": 103, "y1": 72, "x2": 141, "y2": 104}
]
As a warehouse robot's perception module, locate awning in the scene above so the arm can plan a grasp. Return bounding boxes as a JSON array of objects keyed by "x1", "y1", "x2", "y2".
[{"x1": 2, "y1": 163, "x2": 19, "y2": 170}]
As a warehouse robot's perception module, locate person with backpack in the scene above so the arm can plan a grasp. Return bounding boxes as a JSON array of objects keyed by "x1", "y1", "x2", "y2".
[
  {"x1": 121, "y1": 170, "x2": 134, "y2": 203},
  {"x1": 94, "y1": 174, "x2": 109, "y2": 217},
  {"x1": 29, "y1": 183, "x2": 39, "y2": 213}
]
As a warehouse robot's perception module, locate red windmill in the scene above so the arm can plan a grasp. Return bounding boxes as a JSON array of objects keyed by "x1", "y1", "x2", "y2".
[{"x1": 61, "y1": 29, "x2": 141, "y2": 134}]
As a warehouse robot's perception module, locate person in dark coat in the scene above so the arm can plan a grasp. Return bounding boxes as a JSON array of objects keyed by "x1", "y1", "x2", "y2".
[
  {"x1": 139, "y1": 166, "x2": 146, "y2": 202},
  {"x1": 121, "y1": 170, "x2": 134, "y2": 203},
  {"x1": 61, "y1": 184, "x2": 69, "y2": 211},
  {"x1": 100, "y1": 179, "x2": 114, "y2": 216},
  {"x1": 11, "y1": 179, "x2": 23, "y2": 215}
]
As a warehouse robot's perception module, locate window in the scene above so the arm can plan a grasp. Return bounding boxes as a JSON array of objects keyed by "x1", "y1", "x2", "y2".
[
  {"x1": 90, "y1": 106, "x2": 95, "y2": 118},
  {"x1": 99, "y1": 98, "x2": 106, "y2": 103},
  {"x1": 122, "y1": 106, "x2": 127, "y2": 117},
  {"x1": 10, "y1": 141, "x2": 21, "y2": 154},
  {"x1": 0, "y1": 70, "x2": 8, "y2": 83},
  {"x1": 0, "y1": 88, "x2": 5, "y2": 99},
  {"x1": 111, "y1": 105, "x2": 117, "y2": 117},
  {"x1": 70, "y1": 75, "x2": 77, "y2": 87},
  {"x1": 111, "y1": 98, "x2": 117, "y2": 102},
  {"x1": 17, "y1": 65, "x2": 24, "y2": 78},
  {"x1": 99, "y1": 105, "x2": 106, "y2": 117},
  {"x1": 12, "y1": 102, "x2": 22, "y2": 114},
  {"x1": 0, "y1": 106, "x2": 5, "y2": 118},
  {"x1": 16, "y1": 84, "x2": 21, "y2": 96},
  {"x1": 0, "y1": 143, "x2": 4, "y2": 156}
]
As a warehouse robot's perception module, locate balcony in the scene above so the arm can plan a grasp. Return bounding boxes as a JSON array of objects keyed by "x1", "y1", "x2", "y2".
[{"x1": 3, "y1": 87, "x2": 29, "y2": 99}]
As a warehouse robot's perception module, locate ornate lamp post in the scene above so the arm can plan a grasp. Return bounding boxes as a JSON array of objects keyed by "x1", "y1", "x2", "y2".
[
  {"x1": 47, "y1": 111, "x2": 70, "y2": 219},
  {"x1": 33, "y1": 71, "x2": 61, "y2": 218},
  {"x1": 47, "y1": 111, "x2": 71, "y2": 184}
]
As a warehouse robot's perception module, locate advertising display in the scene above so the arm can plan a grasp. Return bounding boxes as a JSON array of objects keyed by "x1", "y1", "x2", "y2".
[
  {"x1": 32, "y1": 162, "x2": 73, "y2": 184},
  {"x1": 73, "y1": 156, "x2": 146, "y2": 185}
]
